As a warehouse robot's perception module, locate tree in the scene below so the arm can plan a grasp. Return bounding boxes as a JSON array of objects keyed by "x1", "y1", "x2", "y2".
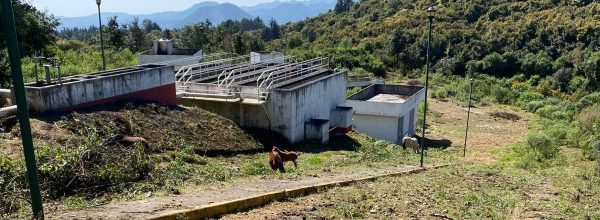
[
  {"x1": 335, "y1": 0, "x2": 354, "y2": 13},
  {"x1": 162, "y1": 29, "x2": 173, "y2": 39},
  {"x1": 388, "y1": 28, "x2": 407, "y2": 68},
  {"x1": 142, "y1": 19, "x2": 161, "y2": 33},
  {"x1": 262, "y1": 19, "x2": 281, "y2": 42},
  {"x1": 0, "y1": 0, "x2": 58, "y2": 86},
  {"x1": 178, "y1": 22, "x2": 211, "y2": 50},
  {"x1": 233, "y1": 34, "x2": 247, "y2": 55},
  {"x1": 106, "y1": 16, "x2": 125, "y2": 49},
  {"x1": 127, "y1": 17, "x2": 146, "y2": 52}
]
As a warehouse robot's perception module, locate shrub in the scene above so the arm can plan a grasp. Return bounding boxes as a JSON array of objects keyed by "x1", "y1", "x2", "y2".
[
  {"x1": 527, "y1": 132, "x2": 560, "y2": 160},
  {"x1": 578, "y1": 92, "x2": 600, "y2": 109},
  {"x1": 544, "y1": 121, "x2": 570, "y2": 147},
  {"x1": 490, "y1": 85, "x2": 513, "y2": 104}
]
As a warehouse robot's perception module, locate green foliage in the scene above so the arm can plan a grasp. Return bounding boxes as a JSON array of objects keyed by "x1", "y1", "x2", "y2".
[
  {"x1": 0, "y1": 0, "x2": 59, "y2": 86},
  {"x1": 242, "y1": 161, "x2": 270, "y2": 175},
  {"x1": 36, "y1": 123, "x2": 152, "y2": 198}
]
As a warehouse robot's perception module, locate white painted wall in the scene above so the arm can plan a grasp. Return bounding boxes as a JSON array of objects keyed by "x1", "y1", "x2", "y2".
[{"x1": 353, "y1": 114, "x2": 400, "y2": 143}]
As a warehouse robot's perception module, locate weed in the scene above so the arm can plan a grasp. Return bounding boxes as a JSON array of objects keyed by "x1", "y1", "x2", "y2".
[
  {"x1": 243, "y1": 161, "x2": 270, "y2": 175},
  {"x1": 306, "y1": 155, "x2": 324, "y2": 166}
]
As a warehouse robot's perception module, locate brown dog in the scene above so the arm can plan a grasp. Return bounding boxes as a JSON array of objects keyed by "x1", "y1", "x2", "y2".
[
  {"x1": 272, "y1": 147, "x2": 299, "y2": 168},
  {"x1": 269, "y1": 147, "x2": 285, "y2": 173}
]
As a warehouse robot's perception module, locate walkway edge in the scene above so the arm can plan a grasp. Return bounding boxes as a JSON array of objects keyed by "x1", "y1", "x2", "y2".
[{"x1": 149, "y1": 164, "x2": 449, "y2": 220}]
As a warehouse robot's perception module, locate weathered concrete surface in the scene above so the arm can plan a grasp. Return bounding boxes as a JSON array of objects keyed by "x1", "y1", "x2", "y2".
[
  {"x1": 0, "y1": 105, "x2": 17, "y2": 117},
  {"x1": 305, "y1": 119, "x2": 330, "y2": 144},
  {"x1": 24, "y1": 64, "x2": 176, "y2": 113},
  {"x1": 178, "y1": 71, "x2": 347, "y2": 144}
]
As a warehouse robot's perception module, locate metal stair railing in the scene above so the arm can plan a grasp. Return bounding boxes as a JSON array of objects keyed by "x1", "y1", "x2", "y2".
[
  {"x1": 217, "y1": 56, "x2": 292, "y2": 88},
  {"x1": 176, "y1": 55, "x2": 249, "y2": 86},
  {"x1": 265, "y1": 57, "x2": 329, "y2": 90},
  {"x1": 259, "y1": 57, "x2": 328, "y2": 89},
  {"x1": 223, "y1": 56, "x2": 298, "y2": 87}
]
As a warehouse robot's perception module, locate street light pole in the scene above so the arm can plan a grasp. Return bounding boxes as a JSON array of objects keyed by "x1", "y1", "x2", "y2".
[
  {"x1": 0, "y1": 0, "x2": 44, "y2": 218},
  {"x1": 464, "y1": 78, "x2": 474, "y2": 157},
  {"x1": 96, "y1": 0, "x2": 106, "y2": 70},
  {"x1": 420, "y1": 6, "x2": 435, "y2": 167}
]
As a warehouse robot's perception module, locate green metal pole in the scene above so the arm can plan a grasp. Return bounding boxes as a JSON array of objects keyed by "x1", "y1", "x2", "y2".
[
  {"x1": 464, "y1": 79, "x2": 473, "y2": 157},
  {"x1": 420, "y1": 16, "x2": 433, "y2": 168},
  {"x1": 0, "y1": 0, "x2": 44, "y2": 219},
  {"x1": 97, "y1": 3, "x2": 106, "y2": 70}
]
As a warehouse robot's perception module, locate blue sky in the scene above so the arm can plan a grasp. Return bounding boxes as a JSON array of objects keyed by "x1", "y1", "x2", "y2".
[{"x1": 27, "y1": 0, "x2": 295, "y2": 17}]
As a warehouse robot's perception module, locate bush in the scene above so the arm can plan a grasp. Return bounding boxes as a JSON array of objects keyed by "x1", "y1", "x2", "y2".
[
  {"x1": 544, "y1": 121, "x2": 570, "y2": 147},
  {"x1": 578, "y1": 92, "x2": 600, "y2": 109},
  {"x1": 526, "y1": 132, "x2": 560, "y2": 160}
]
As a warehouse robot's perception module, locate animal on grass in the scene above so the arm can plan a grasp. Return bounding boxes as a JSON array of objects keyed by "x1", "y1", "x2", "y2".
[
  {"x1": 272, "y1": 146, "x2": 300, "y2": 168},
  {"x1": 402, "y1": 135, "x2": 420, "y2": 154},
  {"x1": 268, "y1": 146, "x2": 301, "y2": 173},
  {"x1": 268, "y1": 147, "x2": 285, "y2": 173},
  {"x1": 105, "y1": 134, "x2": 150, "y2": 149}
]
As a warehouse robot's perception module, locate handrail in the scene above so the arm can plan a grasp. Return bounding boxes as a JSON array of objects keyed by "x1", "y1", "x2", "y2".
[{"x1": 259, "y1": 57, "x2": 327, "y2": 88}]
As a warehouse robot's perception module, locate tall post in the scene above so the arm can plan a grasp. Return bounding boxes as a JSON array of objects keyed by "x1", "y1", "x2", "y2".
[
  {"x1": 97, "y1": 0, "x2": 106, "y2": 70},
  {"x1": 0, "y1": 0, "x2": 44, "y2": 219},
  {"x1": 420, "y1": 6, "x2": 435, "y2": 168},
  {"x1": 464, "y1": 78, "x2": 474, "y2": 157}
]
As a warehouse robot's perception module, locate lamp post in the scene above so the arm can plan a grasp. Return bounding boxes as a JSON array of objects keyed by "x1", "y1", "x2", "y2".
[
  {"x1": 464, "y1": 78, "x2": 474, "y2": 157},
  {"x1": 96, "y1": 0, "x2": 106, "y2": 70},
  {"x1": 420, "y1": 6, "x2": 435, "y2": 167}
]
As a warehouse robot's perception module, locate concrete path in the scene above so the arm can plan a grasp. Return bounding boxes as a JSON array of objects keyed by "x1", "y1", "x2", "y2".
[{"x1": 54, "y1": 165, "x2": 440, "y2": 219}]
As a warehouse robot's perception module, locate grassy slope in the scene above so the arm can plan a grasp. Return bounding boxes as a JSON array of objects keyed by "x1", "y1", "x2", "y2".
[{"x1": 222, "y1": 99, "x2": 600, "y2": 219}]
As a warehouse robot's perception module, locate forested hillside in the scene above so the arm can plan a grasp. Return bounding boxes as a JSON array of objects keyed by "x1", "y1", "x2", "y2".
[{"x1": 276, "y1": 0, "x2": 598, "y2": 82}]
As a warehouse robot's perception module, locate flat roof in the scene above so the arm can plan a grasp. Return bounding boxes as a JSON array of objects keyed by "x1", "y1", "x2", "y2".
[
  {"x1": 367, "y1": 94, "x2": 409, "y2": 103},
  {"x1": 348, "y1": 84, "x2": 424, "y2": 101}
]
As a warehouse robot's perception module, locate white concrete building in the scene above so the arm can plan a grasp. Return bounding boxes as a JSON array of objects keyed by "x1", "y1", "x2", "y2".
[
  {"x1": 346, "y1": 84, "x2": 425, "y2": 144},
  {"x1": 176, "y1": 55, "x2": 352, "y2": 144}
]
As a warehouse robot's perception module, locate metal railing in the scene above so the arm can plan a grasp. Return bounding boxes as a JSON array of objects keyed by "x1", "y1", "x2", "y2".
[
  {"x1": 217, "y1": 56, "x2": 295, "y2": 88},
  {"x1": 260, "y1": 57, "x2": 329, "y2": 90},
  {"x1": 176, "y1": 55, "x2": 250, "y2": 89}
]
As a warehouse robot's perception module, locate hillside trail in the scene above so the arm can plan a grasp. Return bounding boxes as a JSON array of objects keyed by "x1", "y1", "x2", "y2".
[{"x1": 53, "y1": 165, "x2": 431, "y2": 219}]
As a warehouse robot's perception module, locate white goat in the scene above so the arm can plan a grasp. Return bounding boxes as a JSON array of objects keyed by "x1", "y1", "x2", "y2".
[{"x1": 402, "y1": 135, "x2": 420, "y2": 154}]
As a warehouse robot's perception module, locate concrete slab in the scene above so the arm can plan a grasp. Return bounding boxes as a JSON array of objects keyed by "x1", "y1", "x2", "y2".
[{"x1": 368, "y1": 94, "x2": 410, "y2": 103}]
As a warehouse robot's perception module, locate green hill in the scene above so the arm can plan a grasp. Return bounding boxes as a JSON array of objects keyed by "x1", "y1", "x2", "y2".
[{"x1": 277, "y1": 0, "x2": 599, "y2": 82}]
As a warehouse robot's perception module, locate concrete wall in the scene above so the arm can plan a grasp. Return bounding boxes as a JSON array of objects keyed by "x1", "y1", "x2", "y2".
[
  {"x1": 178, "y1": 71, "x2": 347, "y2": 144},
  {"x1": 269, "y1": 71, "x2": 347, "y2": 143},
  {"x1": 353, "y1": 114, "x2": 401, "y2": 143},
  {"x1": 25, "y1": 65, "x2": 176, "y2": 113}
]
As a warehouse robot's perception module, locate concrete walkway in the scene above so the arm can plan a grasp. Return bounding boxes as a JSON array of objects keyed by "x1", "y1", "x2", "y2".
[{"x1": 54, "y1": 165, "x2": 443, "y2": 220}]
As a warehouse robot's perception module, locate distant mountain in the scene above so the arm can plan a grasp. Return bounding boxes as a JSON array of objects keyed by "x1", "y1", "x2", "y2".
[
  {"x1": 181, "y1": 3, "x2": 251, "y2": 26},
  {"x1": 57, "y1": 0, "x2": 335, "y2": 30},
  {"x1": 241, "y1": 0, "x2": 336, "y2": 24}
]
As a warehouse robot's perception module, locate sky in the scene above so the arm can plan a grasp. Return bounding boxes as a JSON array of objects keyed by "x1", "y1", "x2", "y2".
[{"x1": 26, "y1": 0, "x2": 298, "y2": 17}]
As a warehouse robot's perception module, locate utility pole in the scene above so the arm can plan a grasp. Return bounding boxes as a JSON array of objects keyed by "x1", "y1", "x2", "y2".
[{"x1": 0, "y1": 0, "x2": 44, "y2": 219}]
